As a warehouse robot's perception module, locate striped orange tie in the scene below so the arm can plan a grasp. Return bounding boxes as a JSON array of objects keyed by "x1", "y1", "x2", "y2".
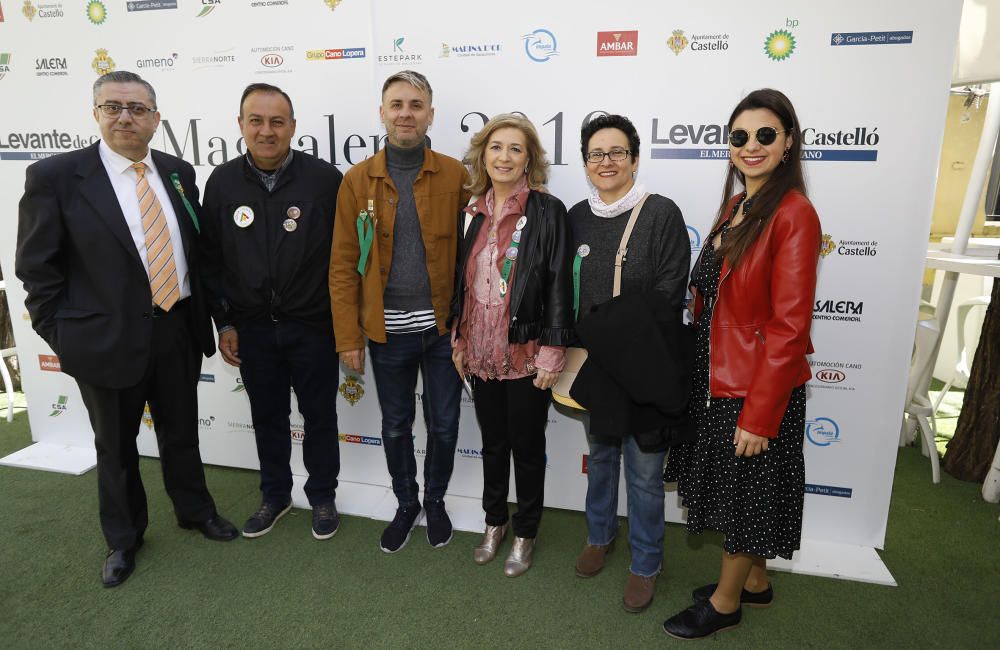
[{"x1": 132, "y1": 162, "x2": 180, "y2": 311}]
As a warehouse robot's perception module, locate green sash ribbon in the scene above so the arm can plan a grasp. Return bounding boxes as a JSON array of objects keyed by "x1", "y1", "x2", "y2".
[
  {"x1": 356, "y1": 211, "x2": 374, "y2": 275},
  {"x1": 169, "y1": 173, "x2": 200, "y2": 234}
]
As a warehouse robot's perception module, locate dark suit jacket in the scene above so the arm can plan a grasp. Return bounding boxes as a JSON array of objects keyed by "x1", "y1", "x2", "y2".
[{"x1": 15, "y1": 142, "x2": 215, "y2": 389}]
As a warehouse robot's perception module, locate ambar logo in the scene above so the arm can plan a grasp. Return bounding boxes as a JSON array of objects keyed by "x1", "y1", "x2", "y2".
[
  {"x1": 38, "y1": 354, "x2": 61, "y2": 372},
  {"x1": 597, "y1": 31, "x2": 638, "y2": 57}
]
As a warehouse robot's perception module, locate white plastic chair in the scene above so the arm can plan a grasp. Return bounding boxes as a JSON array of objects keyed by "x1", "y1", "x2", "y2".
[
  {"x1": 932, "y1": 294, "x2": 991, "y2": 415},
  {"x1": 0, "y1": 279, "x2": 16, "y2": 423},
  {"x1": 901, "y1": 317, "x2": 941, "y2": 483}
]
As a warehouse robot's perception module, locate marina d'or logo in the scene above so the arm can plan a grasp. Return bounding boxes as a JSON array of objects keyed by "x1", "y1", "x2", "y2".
[
  {"x1": 764, "y1": 28, "x2": 795, "y2": 61},
  {"x1": 667, "y1": 29, "x2": 689, "y2": 55},
  {"x1": 91, "y1": 48, "x2": 114, "y2": 75},
  {"x1": 86, "y1": 0, "x2": 106, "y2": 24},
  {"x1": 339, "y1": 376, "x2": 364, "y2": 406}
]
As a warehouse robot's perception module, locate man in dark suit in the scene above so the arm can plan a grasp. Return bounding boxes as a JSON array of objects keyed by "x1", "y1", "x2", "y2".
[{"x1": 15, "y1": 71, "x2": 238, "y2": 588}]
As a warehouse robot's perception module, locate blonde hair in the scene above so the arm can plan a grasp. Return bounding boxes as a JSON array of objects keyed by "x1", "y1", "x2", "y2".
[{"x1": 463, "y1": 113, "x2": 549, "y2": 196}]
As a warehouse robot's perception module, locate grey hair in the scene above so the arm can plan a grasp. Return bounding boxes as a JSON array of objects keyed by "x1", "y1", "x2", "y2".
[
  {"x1": 92, "y1": 71, "x2": 157, "y2": 107},
  {"x1": 381, "y1": 69, "x2": 432, "y2": 103}
]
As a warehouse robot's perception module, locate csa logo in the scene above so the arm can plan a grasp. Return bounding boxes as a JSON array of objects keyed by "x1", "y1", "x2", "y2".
[
  {"x1": 232, "y1": 377, "x2": 245, "y2": 392},
  {"x1": 339, "y1": 376, "x2": 364, "y2": 405},
  {"x1": 49, "y1": 395, "x2": 68, "y2": 417},
  {"x1": 667, "y1": 29, "x2": 689, "y2": 55},
  {"x1": 86, "y1": 0, "x2": 106, "y2": 24},
  {"x1": 820, "y1": 233, "x2": 835, "y2": 258},
  {"x1": 764, "y1": 21, "x2": 797, "y2": 61},
  {"x1": 0, "y1": 53, "x2": 10, "y2": 81},
  {"x1": 806, "y1": 417, "x2": 840, "y2": 446},
  {"x1": 196, "y1": 0, "x2": 219, "y2": 17},
  {"x1": 91, "y1": 48, "x2": 115, "y2": 75}
]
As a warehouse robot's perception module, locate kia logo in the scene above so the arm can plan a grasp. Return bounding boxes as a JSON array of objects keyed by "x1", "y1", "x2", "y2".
[
  {"x1": 261, "y1": 54, "x2": 283, "y2": 67},
  {"x1": 816, "y1": 369, "x2": 845, "y2": 384}
]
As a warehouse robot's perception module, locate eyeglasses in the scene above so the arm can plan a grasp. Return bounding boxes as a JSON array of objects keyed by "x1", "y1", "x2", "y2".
[
  {"x1": 95, "y1": 103, "x2": 156, "y2": 118},
  {"x1": 728, "y1": 127, "x2": 788, "y2": 148},
  {"x1": 585, "y1": 148, "x2": 632, "y2": 164}
]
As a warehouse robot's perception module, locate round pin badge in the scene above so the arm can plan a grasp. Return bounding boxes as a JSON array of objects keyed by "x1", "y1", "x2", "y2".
[
  {"x1": 283, "y1": 219, "x2": 298, "y2": 232},
  {"x1": 505, "y1": 246, "x2": 519, "y2": 261},
  {"x1": 577, "y1": 244, "x2": 591, "y2": 258},
  {"x1": 287, "y1": 206, "x2": 301, "y2": 220},
  {"x1": 511, "y1": 229, "x2": 522, "y2": 244},
  {"x1": 515, "y1": 215, "x2": 527, "y2": 230},
  {"x1": 233, "y1": 205, "x2": 255, "y2": 228}
]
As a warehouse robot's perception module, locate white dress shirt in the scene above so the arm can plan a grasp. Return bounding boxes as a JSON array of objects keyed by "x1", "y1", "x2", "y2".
[{"x1": 98, "y1": 140, "x2": 191, "y2": 300}]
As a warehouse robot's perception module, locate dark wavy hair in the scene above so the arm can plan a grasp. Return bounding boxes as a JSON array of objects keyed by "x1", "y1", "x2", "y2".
[
  {"x1": 713, "y1": 88, "x2": 806, "y2": 268},
  {"x1": 580, "y1": 113, "x2": 640, "y2": 162}
]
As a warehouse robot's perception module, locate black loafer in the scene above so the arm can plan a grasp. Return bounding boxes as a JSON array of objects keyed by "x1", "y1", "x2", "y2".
[
  {"x1": 663, "y1": 598, "x2": 741, "y2": 640},
  {"x1": 178, "y1": 514, "x2": 239, "y2": 541},
  {"x1": 102, "y1": 546, "x2": 138, "y2": 588},
  {"x1": 692, "y1": 582, "x2": 773, "y2": 608}
]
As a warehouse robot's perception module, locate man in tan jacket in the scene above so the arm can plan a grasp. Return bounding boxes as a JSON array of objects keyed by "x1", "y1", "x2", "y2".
[{"x1": 330, "y1": 70, "x2": 471, "y2": 553}]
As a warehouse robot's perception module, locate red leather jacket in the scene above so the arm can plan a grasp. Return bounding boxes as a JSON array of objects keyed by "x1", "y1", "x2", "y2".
[{"x1": 691, "y1": 190, "x2": 821, "y2": 438}]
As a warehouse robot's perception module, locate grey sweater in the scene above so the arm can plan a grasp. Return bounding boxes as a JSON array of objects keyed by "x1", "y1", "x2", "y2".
[{"x1": 383, "y1": 142, "x2": 434, "y2": 312}]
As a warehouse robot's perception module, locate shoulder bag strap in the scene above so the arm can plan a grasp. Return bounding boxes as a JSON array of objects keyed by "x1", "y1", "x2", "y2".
[{"x1": 612, "y1": 192, "x2": 650, "y2": 297}]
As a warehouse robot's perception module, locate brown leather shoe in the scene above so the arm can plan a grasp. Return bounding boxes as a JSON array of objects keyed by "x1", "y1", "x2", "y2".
[
  {"x1": 623, "y1": 572, "x2": 657, "y2": 613},
  {"x1": 575, "y1": 540, "x2": 614, "y2": 577}
]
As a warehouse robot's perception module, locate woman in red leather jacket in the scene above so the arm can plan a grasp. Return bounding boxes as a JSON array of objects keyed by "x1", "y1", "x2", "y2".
[{"x1": 662, "y1": 89, "x2": 821, "y2": 640}]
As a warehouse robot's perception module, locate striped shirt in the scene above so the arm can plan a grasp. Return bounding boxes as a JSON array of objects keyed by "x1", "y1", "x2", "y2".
[{"x1": 384, "y1": 308, "x2": 437, "y2": 334}]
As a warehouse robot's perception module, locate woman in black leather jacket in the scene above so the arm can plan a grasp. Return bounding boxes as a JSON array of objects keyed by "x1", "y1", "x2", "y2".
[{"x1": 448, "y1": 113, "x2": 573, "y2": 577}]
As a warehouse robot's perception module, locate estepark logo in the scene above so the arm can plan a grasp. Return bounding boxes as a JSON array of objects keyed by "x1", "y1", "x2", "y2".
[
  {"x1": 127, "y1": 1, "x2": 177, "y2": 11},
  {"x1": 523, "y1": 28, "x2": 558, "y2": 62},
  {"x1": 378, "y1": 37, "x2": 422, "y2": 64},
  {"x1": 38, "y1": 354, "x2": 61, "y2": 372},
  {"x1": 764, "y1": 19, "x2": 798, "y2": 61},
  {"x1": 306, "y1": 47, "x2": 366, "y2": 61},
  {"x1": 687, "y1": 225, "x2": 703, "y2": 254},
  {"x1": 831, "y1": 30, "x2": 913, "y2": 47},
  {"x1": 35, "y1": 57, "x2": 68, "y2": 77},
  {"x1": 596, "y1": 31, "x2": 637, "y2": 57},
  {"x1": 806, "y1": 416, "x2": 841, "y2": 446},
  {"x1": 49, "y1": 395, "x2": 68, "y2": 417},
  {"x1": 196, "y1": 0, "x2": 219, "y2": 17},
  {"x1": 813, "y1": 298, "x2": 864, "y2": 323}
]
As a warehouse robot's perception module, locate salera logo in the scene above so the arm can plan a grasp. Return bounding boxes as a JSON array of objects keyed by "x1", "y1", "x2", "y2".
[{"x1": 597, "y1": 31, "x2": 638, "y2": 57}]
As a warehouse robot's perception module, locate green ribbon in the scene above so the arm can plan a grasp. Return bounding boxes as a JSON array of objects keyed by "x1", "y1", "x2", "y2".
[
  {"x1": 499, "y1": 237, "x2": 520, "y2": 297},
  {"x1": 572, "y1": 253, "x2": 583, "y2": 320},
  {"x1": 356, "y1": 211, "x2": 374, "y2": 275},
  {"x1": 169, "y1": 173, "x2": 200, "y2": 234}
]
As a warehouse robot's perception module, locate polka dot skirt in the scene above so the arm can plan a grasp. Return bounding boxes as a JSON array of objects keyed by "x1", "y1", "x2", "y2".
[{"x1": 665, "y1": 224, "x2": 806, "y2": 560}]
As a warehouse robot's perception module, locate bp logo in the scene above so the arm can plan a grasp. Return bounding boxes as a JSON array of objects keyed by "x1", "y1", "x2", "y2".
[
  {"x1": 91, "y1": 48, "x2": 115, "y2": 75},
  {"x1": 820, "y1": 233, "x2": 835, "y2": 257},
  {"x1": 764, "y1": 29, "x2": 795, "y2": 61},
  {"x1": 86, "y1": 0, "x2": 106, "y2": 24}
]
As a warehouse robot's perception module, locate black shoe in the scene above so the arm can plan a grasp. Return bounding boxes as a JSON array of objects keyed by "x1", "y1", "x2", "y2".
[
  {"x1": 424, "y1": 500, "x2": 453, "y2": 548},
  {"x1": 379, "y1": 503, "x2": 422, "y2": 553},
  {"x1": 312, "y1": 501, "x2": 340, "y2": 540},
  {"x1": 178, "y1": 514, "x2": 239, "y2": 541},
  {"x1": 692, "y1": 582, "x2": 773, "y2": 608},
  {"x1": 242, "y1": 501, "x2": 292, "y2": 538},
  {"x1": 663, "y1": 599, "x2": 742, "y2": 640},
  {"x1": 101, "y1": 540, "x2": 141, "y2": 588}
]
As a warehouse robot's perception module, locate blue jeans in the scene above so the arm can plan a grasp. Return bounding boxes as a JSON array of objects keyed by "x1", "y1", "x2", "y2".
[
  {"x1": 238, "y1": 319, "x2": 340, "y2": 507},
  {"x1": 368, "y1": 330, "x2": 461, "y2": 507},
  {"x1": 584, "y1": 416, "x2": 667, "y2": 577}
]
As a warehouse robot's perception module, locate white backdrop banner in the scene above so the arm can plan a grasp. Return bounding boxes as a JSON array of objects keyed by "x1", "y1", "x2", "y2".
[{"x1": 0, "y1": 0, "x2": 963, "y2": 555}]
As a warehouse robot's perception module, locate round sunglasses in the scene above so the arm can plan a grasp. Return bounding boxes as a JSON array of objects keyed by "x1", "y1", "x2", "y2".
[{"x1": 728, "y1": 126, "x2": 789, "y2": 148}]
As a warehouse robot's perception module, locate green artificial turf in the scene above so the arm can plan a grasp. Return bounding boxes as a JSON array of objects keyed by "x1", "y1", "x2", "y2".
[{"x1": 0, "y1": 397, "x2": 997, "y2": 648}]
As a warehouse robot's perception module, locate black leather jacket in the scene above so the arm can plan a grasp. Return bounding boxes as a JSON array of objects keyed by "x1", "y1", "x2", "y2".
[{"x1": 449, "y1": 190, "x2": 574, "y2": 346}]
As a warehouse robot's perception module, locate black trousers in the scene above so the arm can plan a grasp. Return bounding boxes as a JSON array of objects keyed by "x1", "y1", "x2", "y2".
[
  {"x1": 472, "y1": 375, "x2": 551, "y2": 538},
  {"x1": 76, "y1": 302, "x2": 216, "y2": 551}
]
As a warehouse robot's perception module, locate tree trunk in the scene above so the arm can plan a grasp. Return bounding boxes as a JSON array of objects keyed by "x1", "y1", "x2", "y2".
[
  {"x1": 0, "y1": 264, "x2": 22, "y2": 392},
  {"x1": 942, "y1": 270, "x2": 1000, "y2": 482}
]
